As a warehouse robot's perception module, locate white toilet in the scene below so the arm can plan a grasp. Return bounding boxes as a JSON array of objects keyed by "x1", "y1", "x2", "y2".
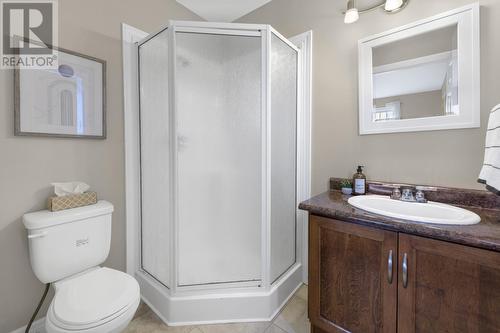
[{"x1": 23, "y1": 201, "x2": 140, "y2": 333}]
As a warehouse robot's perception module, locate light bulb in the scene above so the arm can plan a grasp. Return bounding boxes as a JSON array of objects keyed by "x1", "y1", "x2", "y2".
[
  {"x1": 385, "y1": 0, "x2": 403, "y2": 11},
  {"x1": 344, "y1": 8, "x2": 359, "y2": 24}
]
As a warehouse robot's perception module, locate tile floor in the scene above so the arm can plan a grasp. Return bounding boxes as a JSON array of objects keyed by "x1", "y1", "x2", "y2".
[{"x1": 124, "y1": 285, "x2": 310, "y2": 333}]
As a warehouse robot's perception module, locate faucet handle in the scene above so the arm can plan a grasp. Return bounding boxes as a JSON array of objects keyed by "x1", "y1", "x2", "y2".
[
  {"x1": 415, "y1": 186, "x2": 436, "y2": 203},
  {"x1": 390, "y1": 186, "x2": 402, "y2": 200}
]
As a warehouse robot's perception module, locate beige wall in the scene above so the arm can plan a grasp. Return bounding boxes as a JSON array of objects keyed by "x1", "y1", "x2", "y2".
[
  {"x1": 372, "y1": 24, "x2": 457, "y2": 66},
  {"x1": 0, "y1": 1, "x2": 199, "y2": 332},
  {"x1": 239, "y1": 0, "x2": 499, "y2": 195},
  {"x1": 375, "y1": 90, "x2": 444, "y2": 119}
]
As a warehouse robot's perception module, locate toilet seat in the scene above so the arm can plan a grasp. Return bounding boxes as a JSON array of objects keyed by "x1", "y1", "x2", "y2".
[{"x1": 46, "y1": 267, "x2": 140, "y2": 332}]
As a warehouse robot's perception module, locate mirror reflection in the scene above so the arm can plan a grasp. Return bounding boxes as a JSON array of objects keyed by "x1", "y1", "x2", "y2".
[{"x1": 372, "y1": 25, "x2": 458, "y2": 122}]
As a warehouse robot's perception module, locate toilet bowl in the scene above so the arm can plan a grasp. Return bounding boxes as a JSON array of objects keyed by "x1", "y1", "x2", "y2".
[
  {"x1": 23, "y1": 201, "x2": 140, "y2": 333},
  {"x1": 45, "y1": 267, "x2": 140, "y2": 333}
]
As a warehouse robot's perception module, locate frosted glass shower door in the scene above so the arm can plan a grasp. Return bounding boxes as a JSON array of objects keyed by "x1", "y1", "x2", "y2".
[
  {"x1": 175, "y1": 32, "x2": 263, "y2": 286},
  {"x1": 269, "y1": 33, "x2": 298, "y2": 283},
  {"x1": 138, "y1": 29, "x2": 172, "y2": 287}
]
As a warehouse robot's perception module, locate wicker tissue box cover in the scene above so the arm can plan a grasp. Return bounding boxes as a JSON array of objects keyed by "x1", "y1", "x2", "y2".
[{"x1": 48, "y1": 192, "x2": 97, "y2": 212}]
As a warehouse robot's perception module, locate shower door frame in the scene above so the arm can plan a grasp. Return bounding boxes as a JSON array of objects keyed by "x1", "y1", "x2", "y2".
[
  {"x1": 177, "y1": 23, "x2": 267, "y2": 291},
  {"x1": 123, "y1": 21, "x2": 312, "y2": 324}
]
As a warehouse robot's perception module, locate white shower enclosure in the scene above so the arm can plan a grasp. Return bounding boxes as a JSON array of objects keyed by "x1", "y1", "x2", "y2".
[{"x1": 130, "y1": 21, "x2": 305, "y2": 325}]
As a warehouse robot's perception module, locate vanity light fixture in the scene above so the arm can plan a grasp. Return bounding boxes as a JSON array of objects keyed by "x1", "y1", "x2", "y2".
[
  {"x1": 344, "y1": 0, "x2": 360, "y2": 24},
  {"x1": 343, "y1": 0, "x2": 409, "y2": 24},
  {"x1": 385, "y1": 0, "x2": 404, "y2": 11}
]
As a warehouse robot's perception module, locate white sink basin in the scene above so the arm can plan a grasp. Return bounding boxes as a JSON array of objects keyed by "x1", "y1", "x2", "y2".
[{"x1": 348, "y1": 195, "x2": 481, "y2": 225}]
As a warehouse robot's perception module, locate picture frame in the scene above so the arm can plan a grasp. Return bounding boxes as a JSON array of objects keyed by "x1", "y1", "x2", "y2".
[{"x1": 14, "y1": 44, "x2": 106, "y2": 139}]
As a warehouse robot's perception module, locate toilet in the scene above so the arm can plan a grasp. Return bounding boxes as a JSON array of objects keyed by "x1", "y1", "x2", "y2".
[{"x1": 23, "y1": 201, "x2": 140, "y2": 333}]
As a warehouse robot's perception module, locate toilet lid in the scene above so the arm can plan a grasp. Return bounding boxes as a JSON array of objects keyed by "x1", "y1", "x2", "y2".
[{"x1": 53, "y1": 267, "x2": 139, "y2": 327}]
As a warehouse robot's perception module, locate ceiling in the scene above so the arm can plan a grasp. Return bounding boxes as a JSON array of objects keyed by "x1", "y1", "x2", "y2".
[
  {"x1": 176, "y1": 0, "x2": 273, "y2": 22},
  {"x1": 373, "y1": 54, "x2": 453, "y2": 99}
]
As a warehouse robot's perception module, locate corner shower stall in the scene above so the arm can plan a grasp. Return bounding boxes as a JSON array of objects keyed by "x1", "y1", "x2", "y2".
[{"x1": 133, "y1": 21, "x2": 303, "y2": 325}]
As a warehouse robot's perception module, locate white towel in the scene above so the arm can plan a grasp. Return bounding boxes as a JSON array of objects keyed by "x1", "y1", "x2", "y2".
[{"x1": 478, "y1": 104, "x2": 500, "y2": 194}]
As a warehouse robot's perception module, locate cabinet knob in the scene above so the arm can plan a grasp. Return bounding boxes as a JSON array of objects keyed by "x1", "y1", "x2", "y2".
[
  {"x1": 402, "y1": 253, "x2": 408, "y2": 288},
  {"x1": 387, "y1": 250, "x2": 393, "y2": 284}
]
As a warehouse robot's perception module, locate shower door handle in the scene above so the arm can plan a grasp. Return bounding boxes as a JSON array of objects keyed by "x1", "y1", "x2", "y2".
[{"x1": 177, "y1": 135, "x2": 188, "y2": 151}]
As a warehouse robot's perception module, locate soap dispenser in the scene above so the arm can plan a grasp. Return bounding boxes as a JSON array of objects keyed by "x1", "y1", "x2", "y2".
[{"x1": 353, "y1": 166, "x2": 366, "y2": 195}]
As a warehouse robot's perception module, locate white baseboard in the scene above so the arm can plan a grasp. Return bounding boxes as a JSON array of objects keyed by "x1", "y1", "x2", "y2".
[
  {"x1": 137, "y1": 263, "x2": 304, "y2": 325},
  {"x1": 10, "y1": 317, "x2": 46, "y2": 333}
]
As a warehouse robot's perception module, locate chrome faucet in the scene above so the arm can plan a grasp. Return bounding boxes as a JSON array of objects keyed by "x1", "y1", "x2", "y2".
[
  {"x1": 390, "y1": 185, "x2": 437, "y2": 203},
  {"x1": 401, "y1": 187, "x2": 416, "y2": 202}
]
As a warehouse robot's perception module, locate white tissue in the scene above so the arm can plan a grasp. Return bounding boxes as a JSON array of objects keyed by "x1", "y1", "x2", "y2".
[{"x1": 51, "y1": 182, "x2": 90, "y2": 197}]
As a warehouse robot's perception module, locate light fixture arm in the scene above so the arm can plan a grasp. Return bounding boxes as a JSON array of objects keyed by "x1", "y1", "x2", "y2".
[
  {"x1": 342, "y1": 0, "x2": 409, "y2": 15},
  {"x1": 350, "y1": 2, "x2": 384, "y2": 14}
]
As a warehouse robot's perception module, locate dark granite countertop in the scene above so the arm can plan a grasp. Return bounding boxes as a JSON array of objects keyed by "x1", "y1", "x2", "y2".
[{"x1": 299, "y1": 191, "x2": 500, "y2": 252}]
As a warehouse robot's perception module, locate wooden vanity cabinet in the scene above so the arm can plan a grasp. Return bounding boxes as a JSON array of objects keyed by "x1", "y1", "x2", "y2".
[
  {"x1": 398, "y1": 233, "x2": 500, "y2": 333},
  {"x1": 309, "y1": 215, "x2": 500, "y2": 333},
  {"x1": 308, "y1": 215, "x2": 398, "y2": 333}
]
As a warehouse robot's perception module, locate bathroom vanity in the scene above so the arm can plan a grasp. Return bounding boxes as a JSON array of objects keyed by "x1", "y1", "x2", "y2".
[{"x1": 299, "y1": 181, "x2": 500, "y2": 333}]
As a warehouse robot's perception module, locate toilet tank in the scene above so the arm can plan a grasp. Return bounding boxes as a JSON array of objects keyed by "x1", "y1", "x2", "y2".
[{"x1": 23, "y1": 201, "x2": 114, "y2": 284}]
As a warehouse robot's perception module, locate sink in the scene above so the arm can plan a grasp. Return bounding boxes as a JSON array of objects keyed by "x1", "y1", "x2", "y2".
[{"x1": 348, "y1": 195, "x2": 481, "y2": 225}]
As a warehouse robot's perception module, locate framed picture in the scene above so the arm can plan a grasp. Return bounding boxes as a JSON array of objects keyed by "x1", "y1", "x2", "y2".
[{"x1": 14, "y1": 45, "x2": 106, "y2": 138}]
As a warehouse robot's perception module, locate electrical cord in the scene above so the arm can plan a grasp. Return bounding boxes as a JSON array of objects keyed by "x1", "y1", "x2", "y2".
[{"x1": 25, "y1": 283, "x2": 50, "y2": 333}]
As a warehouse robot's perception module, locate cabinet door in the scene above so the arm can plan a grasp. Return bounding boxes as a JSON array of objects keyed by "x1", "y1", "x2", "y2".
[
  {"x1": 398, "y1": 234, "x2": 500, "y2": 333},
  {"x1": 309, "y1": 216, "x2": 398, "y2": 333}
]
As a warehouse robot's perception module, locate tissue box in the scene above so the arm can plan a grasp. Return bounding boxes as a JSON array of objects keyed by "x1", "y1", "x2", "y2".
[{"x1": 47, "y1": 192, "x2": 98, "y2": 212}]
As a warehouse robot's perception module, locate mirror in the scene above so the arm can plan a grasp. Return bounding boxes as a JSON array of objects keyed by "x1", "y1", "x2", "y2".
[
  {"x1": 358, "y1": 4, "x2": 480, "y2": 134},
  {"x1": 372, "y1": 25, "x2": 458, "y2": 121}
]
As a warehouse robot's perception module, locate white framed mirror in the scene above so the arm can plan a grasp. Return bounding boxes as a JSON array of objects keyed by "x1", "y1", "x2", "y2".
[{"x1": 358, "y1": 3, "x2": 480, "y2": 135}]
